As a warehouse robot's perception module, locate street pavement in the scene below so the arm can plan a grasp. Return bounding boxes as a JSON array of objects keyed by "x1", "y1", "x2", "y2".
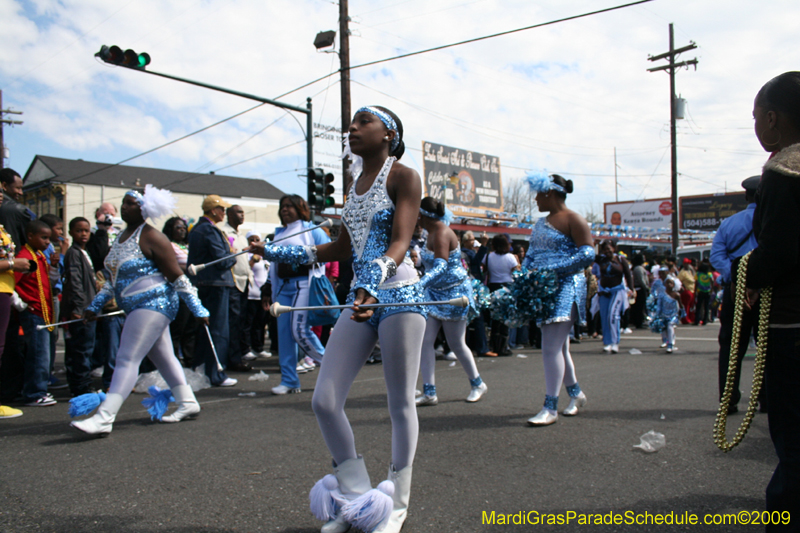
[{"x1": 0, "y1": 322, "x2": 776, "y2": 532}]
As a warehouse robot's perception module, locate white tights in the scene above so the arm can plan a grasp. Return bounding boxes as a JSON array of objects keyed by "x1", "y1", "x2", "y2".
[
  {"x1": 107, "y1": 309, "x2": 187, "y2": 401},
  {"x1": 420, "y1": 317, "x2": 479, "y2": 386},
  {"x1": 540, "y1": 320, "x2": 579, "y2": 398},
  {"x1": 311, "y1": 310, "x2": 426, "y2": 471}
]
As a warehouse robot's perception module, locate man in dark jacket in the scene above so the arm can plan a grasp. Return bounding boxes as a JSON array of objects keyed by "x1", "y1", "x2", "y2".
[
  {"x1": 0, "y1": 168, "x2": 32, "y2": 249},
  {"x1": 188, "y1": 195, "x2": 238, "y2": 387},
  {"x1": 0, "y1": 168, "x2": 32, "y2": 404}
]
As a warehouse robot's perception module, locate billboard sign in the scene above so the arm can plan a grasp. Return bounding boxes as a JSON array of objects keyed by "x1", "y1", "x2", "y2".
[
  {"x1": 313, "y1": 122, "x2": 344, "y2": 205},
  {"x1": 604, "y1": 198, "x2": 672, "y2": 229},
  {"x1": 680, "y1": 192, "x2": 748, "y2": 231},
  {"x1": 422, "y1": 141, "x2": 503, "y2": 216}
]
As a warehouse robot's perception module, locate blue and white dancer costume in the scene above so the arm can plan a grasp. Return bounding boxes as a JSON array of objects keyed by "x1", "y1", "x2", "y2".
[
  {"x1": 416, "y1": 222, "x2": 485, "y2": 405},
  {"x1": 262, "y1": 153, "x2": 426, "y2": 533},
  {"x1": 268, "y1": 219, "x2": 330, "y2": 393},
  {"x1": 71, "y1": 187, "x2": 209, "y2": 436},
  {"x1": 589, "y1": 247, "x2": 632, "y2": 353},
  {"x1": 521, "y1": 173, "x2": 595, "y2": 426},
  {"x1": 647, "y1": 284, "x2": 680, "y2": 352}
]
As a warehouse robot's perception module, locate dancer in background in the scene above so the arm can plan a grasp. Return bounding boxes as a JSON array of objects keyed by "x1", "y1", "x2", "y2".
[
  {"x1": 522, "y1": 174, "x2": 595, "y2": 427},
  {"x1": 256, "y1": 106, "x2": 423, "y2": 533},
  {"x1": 593, "y1": 239, "x2": 633, "y2": 354},
  {"x1": 415, "y1": 196, "x2": 486, "y2": 406},
  {"x1": 71, "y1": 187, "x2": 209, "y2": 436},
  {"x1": 267, "y1": 194, "x2": 330, "y2": 394}
]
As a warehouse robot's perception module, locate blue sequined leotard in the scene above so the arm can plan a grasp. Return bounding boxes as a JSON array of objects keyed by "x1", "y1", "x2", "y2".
[
  {"x1": 420, "y1": 247, "x2": 478, "y2": 321},
  {"x1": 342, "y1": 156, "x2": 426, "y2": 328},
  {"x1": 87, "y1": 224, "x2": 179, "y2": 320},
  {"x1": 522, "y1": 218, "x2": 593, "y2": 326}
]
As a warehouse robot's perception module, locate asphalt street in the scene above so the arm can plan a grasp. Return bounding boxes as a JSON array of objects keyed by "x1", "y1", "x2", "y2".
[{"x1": 0, "y1": 322, "x2": 776, "y2": 533}]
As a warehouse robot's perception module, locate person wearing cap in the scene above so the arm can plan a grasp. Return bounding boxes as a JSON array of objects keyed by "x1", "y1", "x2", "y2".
[
  {"x1": 219, "y1": 204, "x2": 256, "y2": 372},
  {"x1": 710, "y1": 175, "x2": 762, "y2": 414},
  {"x1": 187, "y1": 195, "x2": 238, "y2": 387},
  {"x1": 242, "y1": 231, "x2": 271, "y2": 359}
]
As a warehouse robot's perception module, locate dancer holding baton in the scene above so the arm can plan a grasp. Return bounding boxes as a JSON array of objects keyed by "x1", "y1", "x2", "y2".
[
  {"x1": 254, "y1": 106, "x2": 423, "y2": 533},
  {"x1": 71, "y1": 186, "x2": 209, "y2": 436}
]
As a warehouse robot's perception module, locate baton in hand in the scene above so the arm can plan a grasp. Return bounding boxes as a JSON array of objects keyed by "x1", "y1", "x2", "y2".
[
  {"x1": 36, "y1": 310, "x2": 125, "y2": 330},
  {"x1": 187, "y1": 219, "x2": 332, "y2": 276},
  {"x1": 270, "y1": 296, "x2": 469, "y2": 317}
]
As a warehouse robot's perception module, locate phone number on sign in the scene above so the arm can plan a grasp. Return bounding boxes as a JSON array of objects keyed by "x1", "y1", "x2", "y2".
[
  {"x1": 683, "y1": 218, "x2": 718, "y2": 228},
  {"x1": 481, "y1": 510, "x2": 791, "y2": 526}
]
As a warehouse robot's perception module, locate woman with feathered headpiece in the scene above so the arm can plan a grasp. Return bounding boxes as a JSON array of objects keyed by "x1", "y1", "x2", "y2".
[
  {"x1": 520, "y1": 173, "x2": 596, "y2": 427},
  {"x1": 70, "y1": 185, "x2": 209, "y2": 436}
]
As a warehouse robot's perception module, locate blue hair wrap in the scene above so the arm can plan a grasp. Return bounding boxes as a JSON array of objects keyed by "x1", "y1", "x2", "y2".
[{"x1": 357, "y1": 106, "x2": 400, "y2": 152}]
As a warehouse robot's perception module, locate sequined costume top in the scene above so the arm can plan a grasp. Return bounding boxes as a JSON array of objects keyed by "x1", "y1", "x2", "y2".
[
  {"x1": 420, "y1": 247, "x2": 477, "y2": 321},
  {"x1": 341, "y1": 156, "x2": 425, "y2": 327},
  {"x1": 87, "y1": 224, "x2": 180, "y2": 320},
  {"x1": 658, "y1": 292, "x2": 680, "y2": 324},
  {"x1": 522, "y1": 218, "x2": 595, "y2": 326}
]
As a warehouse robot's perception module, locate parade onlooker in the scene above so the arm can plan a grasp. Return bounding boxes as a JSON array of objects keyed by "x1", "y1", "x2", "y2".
[
  {"x1": 15, "y1": 220, "x2": 56, "y2": 406},
  {"x1": 188, "y1": 195, "x2": 238, "y2": 387},
  {"x1": 220, "y1": 204, "x2": 255, "y2": 371},
  {"x1": 678, "y1": 259, "x2": 696, "y2": 324},
  {"x1": 61, "y1": 217, "x2": 96, "y2": 396},
  {"x1": 0, "y1": 195, "x2": 32, "y2": 418},
  {"x1": 243, "y1": 231, "x2": 270, "y2": 359},
  {"x1": 39, "y1": 213, "x2": 67, "y2": 391},
  {"x1": 630, "y1": 253, "x2": 649, "y2": 329},
  {"x1": 694, "y1": 260, "x2": 713, "y2": 326},
  {"x1": 710, "y1": 175, "x2": 761, "y2": 415},
  {"x1": 0, "y1": 168, "x2": 32, "y2": 249},
  {"x1": 483, "y1": 234, "x2": 520, "y2": 356},
  {"x1": 163, "y1": 216, "x2": 196, "y2": 367}
]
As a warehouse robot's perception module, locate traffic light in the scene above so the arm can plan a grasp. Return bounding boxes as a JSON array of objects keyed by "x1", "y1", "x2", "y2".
[
  {"x1": 95, "y1": 45, "x2": 151, "y2": 69},
  {"x1": 308, "y1": 169, "x2": 335, "y2": 209},
  {"x1": 322, "y1": 172, "x2": 335, "y2": 208}
]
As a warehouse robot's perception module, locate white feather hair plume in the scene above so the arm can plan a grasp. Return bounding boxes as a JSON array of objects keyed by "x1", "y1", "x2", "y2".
[
  {"x1": 141, "y1": 184, "x2": 177, "y2": 220},
  {"x1": 341, "y1": 132, "x2": 364, "y2": 180}
]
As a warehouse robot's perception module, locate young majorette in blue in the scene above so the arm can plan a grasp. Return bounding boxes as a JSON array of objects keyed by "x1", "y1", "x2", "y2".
[
  {"x1": 415, "y1": 196, "x2": 486, "y2": 406},
  {"x1": 521, "y1": 173, "x2": 596, "y2": 427}
]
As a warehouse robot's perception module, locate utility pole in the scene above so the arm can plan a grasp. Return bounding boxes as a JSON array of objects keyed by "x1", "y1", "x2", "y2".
[
  {"x1": 339, "y1": 0, "x2": 352, "y2": 193},
  {"x1": 647, "y1": 23, "x2": 697, "y2": 256},
  {"x1": 0, "y1": 90, "x2": 25, "y2": 170},
  {"x1": 614, "y1": 147, "x2": 618, "y2": 202}
]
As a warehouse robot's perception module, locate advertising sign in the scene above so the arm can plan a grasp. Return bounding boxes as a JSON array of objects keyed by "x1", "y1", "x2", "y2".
[
  {"x1": 604, "y1": 198, "x2": 673, "y2": 229},
  {"x1": 680, "y1": 192, "x2": 748, "y2": 231},
  {"x1": 422, "y1": 141, "x2": 503, "y2": 216},
  {"x1": 313, "y1": 122, "x2": 344, "y2": 205}
]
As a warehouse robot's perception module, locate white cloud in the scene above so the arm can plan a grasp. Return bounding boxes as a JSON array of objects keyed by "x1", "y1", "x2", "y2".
[{"x1": 1, "y1": 0, "x2": 797, "y2": 215}]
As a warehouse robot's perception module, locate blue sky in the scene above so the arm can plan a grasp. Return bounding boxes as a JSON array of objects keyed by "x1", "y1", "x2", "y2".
[{"x1": 2, "y1": 0, "x2": 797, "y2": 216}]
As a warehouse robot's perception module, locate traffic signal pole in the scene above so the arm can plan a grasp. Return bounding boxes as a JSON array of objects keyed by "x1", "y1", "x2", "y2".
[{"x1": 95, "y1": 48, "x2": 313, "y2": 177}]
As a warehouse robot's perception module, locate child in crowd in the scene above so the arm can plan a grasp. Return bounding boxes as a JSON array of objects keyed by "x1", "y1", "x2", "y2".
[
  {"x1": 243, "y1": 231, "x2": 271, "y2": 359},
  {"x1": 648, "y1": 277, "x2": 684, "y2": 353},
  {"x1": 61, "y1": 217, "x2": 97, "y2": 396},
  {"x1": 694, "y1": 260, "x2": 713, "y2": 326},
  {"x1": 15, "y1": 220, "x2": 56, "y2": 406},
  {"x1": 39, "y1": 214, "x2": 67, "y2": 390}
]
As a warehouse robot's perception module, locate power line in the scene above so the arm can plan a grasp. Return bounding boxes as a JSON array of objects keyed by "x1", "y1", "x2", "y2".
[{"x1": 277, "y1": 0, "x2": 655, "y2": 100}]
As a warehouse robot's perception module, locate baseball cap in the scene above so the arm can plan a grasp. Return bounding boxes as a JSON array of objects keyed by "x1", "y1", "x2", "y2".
[
  {"x1": 202, "y1": 195, "x2": 232, "y2": 211},
  {"x1": 741, "y1": 176, "x2": 760, "y2": 192}
]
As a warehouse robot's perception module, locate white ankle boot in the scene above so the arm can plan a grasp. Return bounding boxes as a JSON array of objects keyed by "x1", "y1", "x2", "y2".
[
  {"x1": 161, "y1": 384, "x2": 200, "y2": 423},
  {"x1": 377, "y1": 464, "x2": 412, "y2": 533},
  {"x1": 310, "y1": 457, "x2": 373, "y2": 533},
  {"x1": 70, "y1": 393, "x2": 124, "y2": 436}
]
